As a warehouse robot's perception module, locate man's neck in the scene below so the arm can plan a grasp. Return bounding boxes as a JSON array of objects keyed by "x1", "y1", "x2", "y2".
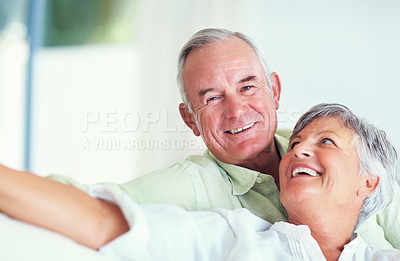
[{"x1": 238, "y1": 141, "x2": 281, "y2": 185}]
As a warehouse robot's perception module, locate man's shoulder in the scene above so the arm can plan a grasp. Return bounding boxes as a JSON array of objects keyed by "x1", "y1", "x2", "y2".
[
  {"x1": 184, "y1": 151, "x2": 220, "y2": 168},
  {"x1": 175, "y1": 151, "x2": 223, "y2": 175},
  {"x1": 275, "y1": 128, "x2": 292, "y2": 140},
  {"x1": 130, "y1": 151, "x2": 223, "y2": 182},
  {"x1": 121, "y1": 152, "x2": 236, "y2": 209},
  {"x1": 275, "y1": 128, "x2": 292, "y2": 157}
]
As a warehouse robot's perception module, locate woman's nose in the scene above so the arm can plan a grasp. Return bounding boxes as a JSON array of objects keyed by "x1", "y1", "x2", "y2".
[{"x1": 293, "y1": 143, "x2": 313, "y2": 158}]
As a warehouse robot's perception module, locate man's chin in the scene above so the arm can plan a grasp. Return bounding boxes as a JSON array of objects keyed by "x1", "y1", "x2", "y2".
[
  {"x1": 217, "y1": 148, "x2": 264, "y2": 165},
  {"x1": 230, "y1": 143, "x2": 266, "y2": 157}
]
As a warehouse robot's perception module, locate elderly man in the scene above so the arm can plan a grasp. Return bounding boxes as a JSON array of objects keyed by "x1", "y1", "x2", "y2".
[
  {"x1": 51, "y1": 28, "x2": 289, "y2": 223},
  {"x1": 1, "y1": 29, "x2": 400, "y2": 250}
]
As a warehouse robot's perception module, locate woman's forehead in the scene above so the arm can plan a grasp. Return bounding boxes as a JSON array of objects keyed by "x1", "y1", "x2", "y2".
[{"x1": 293, "y1": 117, "x2": 356, "y2": 141}]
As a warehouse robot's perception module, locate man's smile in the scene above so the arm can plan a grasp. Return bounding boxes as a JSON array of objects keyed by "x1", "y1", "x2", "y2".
[{"x1": 225, "y1": 123, "x2": 255, "y2": 134}]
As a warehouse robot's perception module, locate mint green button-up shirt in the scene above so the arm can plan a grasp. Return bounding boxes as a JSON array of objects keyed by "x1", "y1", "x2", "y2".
[{"x1": 119, "y1": 129, "x2": 292, "y2": 224}]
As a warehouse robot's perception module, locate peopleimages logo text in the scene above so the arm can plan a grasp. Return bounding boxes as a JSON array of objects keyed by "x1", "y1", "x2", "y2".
[{"x1": 82, "y1": 109, "x2": 190, "y2": 133}]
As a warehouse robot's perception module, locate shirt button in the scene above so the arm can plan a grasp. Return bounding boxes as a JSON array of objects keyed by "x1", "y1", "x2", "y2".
[{"x1": 256, "y1": 177, "x2": 262, "y2": 183}]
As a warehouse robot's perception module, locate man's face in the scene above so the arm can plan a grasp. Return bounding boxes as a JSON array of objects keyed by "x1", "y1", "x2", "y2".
[
  {"x1": 180, "y1": 37, "x2": 281, "y2": 165},
  {"x1": 279, "y1": 117, "x2": 365, "y2": 210}
]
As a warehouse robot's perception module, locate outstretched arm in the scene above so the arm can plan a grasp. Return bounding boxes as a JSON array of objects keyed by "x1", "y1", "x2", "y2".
[{"x1": 0, "y1": 164, "x2": 129, "y2": 249}]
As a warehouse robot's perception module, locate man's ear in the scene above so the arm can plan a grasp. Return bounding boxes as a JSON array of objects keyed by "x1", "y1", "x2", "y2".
[
  {"x1": 179, "y1": 103, "x2": 201, "y2": 136},
  {"x1": 270, "y1": 72, "x2": 282, "y2": 110},
  {"x1": 357, "y1": 176, "x2": 379, "y2": 197}
]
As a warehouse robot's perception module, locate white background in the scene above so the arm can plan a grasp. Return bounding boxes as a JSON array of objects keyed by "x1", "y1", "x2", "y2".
[{"x1": 1, "y1": 0, "x2": 399, "y2": 184}]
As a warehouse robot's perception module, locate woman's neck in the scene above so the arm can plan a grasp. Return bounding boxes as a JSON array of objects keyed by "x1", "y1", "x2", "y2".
[
  {"x1": 287, "y1": 206, "x2": 359, "y2": 261},
  {"x1": 309, "y1": 224, "x2": 351, "y2": 261}
]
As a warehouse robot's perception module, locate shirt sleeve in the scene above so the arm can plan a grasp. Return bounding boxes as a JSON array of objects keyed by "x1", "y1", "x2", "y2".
[
  {"x1": 118, "y1": 162, "x2": 203, "y2": 210},
  {"x1": 47, "y1": 160, "x2": 203, "y2": 211},
  {"x1": 46, "y1": 173, "x2": 89, "y2": 191},
  {"x1": 376, "y1": 181, "x2": 400, "y2": 248},
  {"x1": 355, "y1": 181, "x2": 400, "y2": 249},
  {"x1": 87, "y1": 184, "x2": 236, "y2": 261},
  {"x1": 355, "y1": 215, "x2": 393, "y2": 249}
]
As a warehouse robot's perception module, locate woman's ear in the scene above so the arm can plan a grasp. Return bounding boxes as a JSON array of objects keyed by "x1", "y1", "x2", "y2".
[
  {"x1": 357, "y1": 176, "x2": 379, "y2": 197},
  {"x1": 179, "y1": 103, "x2": 201, "y2": 136}
]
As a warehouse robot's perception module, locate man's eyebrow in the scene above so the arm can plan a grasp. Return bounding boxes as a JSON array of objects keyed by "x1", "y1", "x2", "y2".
[
  {"x1": 197, "y1": 75, "x2": 257, "y2": 98},
  {"x1": 198, "y1": 88, "x2": 216, "y2": 98},
  {"x1": 239, "y1": 75, "x2": 257, "y2": 83}
]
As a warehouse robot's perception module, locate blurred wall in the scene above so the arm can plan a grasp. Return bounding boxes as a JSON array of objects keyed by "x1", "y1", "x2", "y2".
[
  {"x1": 1, "y1": 0, "x2": 399, "y2": 183},
  {"x1": 0, "y1": 0, "x2": 28, "y2": 170}
]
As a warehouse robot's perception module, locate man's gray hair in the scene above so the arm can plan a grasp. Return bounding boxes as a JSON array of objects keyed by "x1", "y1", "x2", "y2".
[
  {"x1": 177, "y1": 28, "x2": 273, "y2": 113},
  {"x1": 291, "y1": 103, "x2": 398, "y2": 228}
]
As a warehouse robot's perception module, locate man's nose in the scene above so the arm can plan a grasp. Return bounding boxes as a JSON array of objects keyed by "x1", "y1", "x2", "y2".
[{"x1": 224, "y1": 95, "x2": 246, "y2": 118}]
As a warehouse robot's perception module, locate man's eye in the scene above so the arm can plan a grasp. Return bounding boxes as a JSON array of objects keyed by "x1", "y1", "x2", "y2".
[
  {"x1": 206, "y1": 96, "x2": 219, "y2": 103},
  {"x1": 290, "y1": 141, "x2": 300, "y2": 150},
  {"x1": 241, "y1": 86, "x2": 253, "y2": 92},
  {"x1": 320, "y1": 138, "x2": 334, "y2": 145}
]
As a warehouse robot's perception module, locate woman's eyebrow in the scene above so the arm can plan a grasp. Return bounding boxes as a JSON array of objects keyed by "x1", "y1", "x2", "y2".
[
  {"x1": 290, "y1": 130, "x2": 339, "y2": 142},
  {"x1": 317, "y1": 130, "x2": 339, "y2": 137},
  {"x1": 289, "y1": 134, "x2": 302, "y2": 142}
]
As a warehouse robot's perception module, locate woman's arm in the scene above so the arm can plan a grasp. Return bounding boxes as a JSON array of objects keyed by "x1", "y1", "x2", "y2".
[{"x1": 0, "y1": 164, "x2": 129, "y2": 249}]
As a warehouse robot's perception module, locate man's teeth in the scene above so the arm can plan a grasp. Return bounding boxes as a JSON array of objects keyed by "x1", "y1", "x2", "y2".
[
  {"x1": 292, "y1": 167, "x2": 321, "y2": 178},
  {"x1": 227, "y1": 123, "x2": 255, "y2": 134}
]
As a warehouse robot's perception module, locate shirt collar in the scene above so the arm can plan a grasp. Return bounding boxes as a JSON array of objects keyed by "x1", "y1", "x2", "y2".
[
  {"x1": 207, "y1": 132, "x2": 290, "y2": 196},
  {"x1": 208, "y1": 150, "x2": 259, "y2": 195}
]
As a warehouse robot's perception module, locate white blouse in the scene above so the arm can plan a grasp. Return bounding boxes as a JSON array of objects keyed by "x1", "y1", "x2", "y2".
[{"x1": 88, "y1": 184, "x2": 400, "y2": 261}]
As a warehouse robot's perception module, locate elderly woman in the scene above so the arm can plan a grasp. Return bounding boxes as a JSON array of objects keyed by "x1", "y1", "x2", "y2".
[
  {"x1": 278, "y1": 103, "x2": 398, "y2": 260},
  {"x1": 0, "y1": 103, "x2": 399, "y2": 261}
]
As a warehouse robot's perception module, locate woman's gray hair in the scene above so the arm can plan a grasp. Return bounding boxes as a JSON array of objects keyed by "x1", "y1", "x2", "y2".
[
  {"x1": 177, "y1": 28, "x2": 273, "y2": 113},
  {"x1": 291, "y1": 103, "x2": 398, "y2": 228}
]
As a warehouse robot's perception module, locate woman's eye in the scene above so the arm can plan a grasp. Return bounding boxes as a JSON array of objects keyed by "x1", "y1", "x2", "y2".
[
  {"x1": 321, "y1": 138, "x2": 334, "y2": 145},
  {"x1": 290, "y1": 141, "x2": 300, "y2": 150}
]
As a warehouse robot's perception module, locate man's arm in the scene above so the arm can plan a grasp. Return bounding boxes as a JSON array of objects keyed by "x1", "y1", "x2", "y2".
[{"x1": 0, "y1": 164, "x2": 129, "y2": 249}]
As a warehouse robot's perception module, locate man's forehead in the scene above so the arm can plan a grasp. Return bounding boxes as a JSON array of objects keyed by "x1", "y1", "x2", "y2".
[
  {"x1": 185, "y1": 38, "x2": 259, "y2": 68},
  {"x1": 183, "y1": 41, "x2": 263, "y2": 82}
]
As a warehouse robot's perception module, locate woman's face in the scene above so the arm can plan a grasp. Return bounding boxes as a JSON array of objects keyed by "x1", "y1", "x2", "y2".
[{"x1": 279, "y1": 117, "x2": 366, "y2": 214}]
